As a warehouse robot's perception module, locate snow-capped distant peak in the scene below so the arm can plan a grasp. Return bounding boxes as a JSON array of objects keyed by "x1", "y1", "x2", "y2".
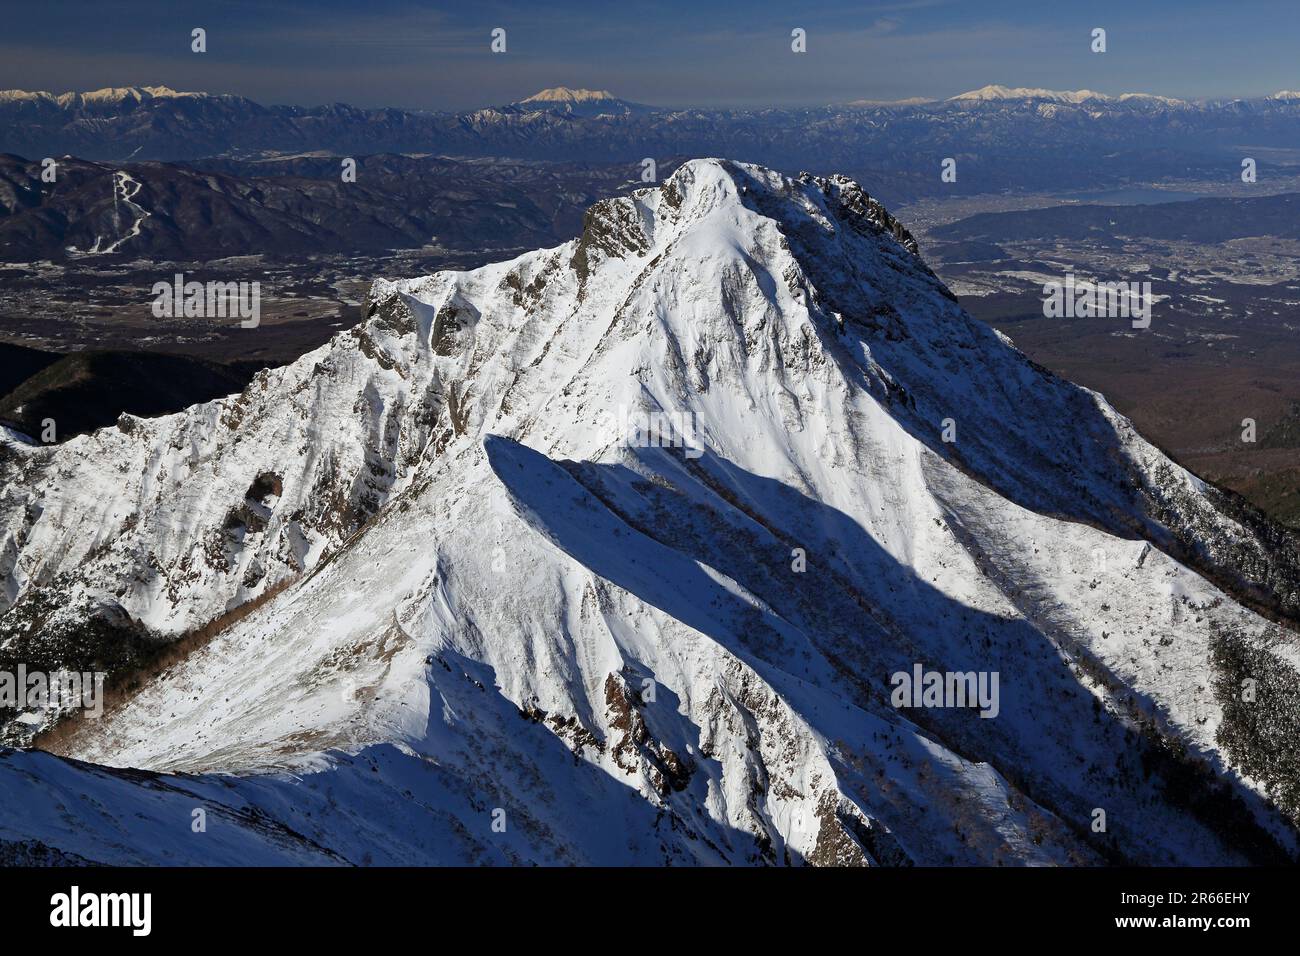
[
  {"x1": 846, "y1": 96, "x2": 939, "y2": 107},
  {"x1": 513, "y1": 86, "x2": 645, "y2": 116},
  {"x1": 1117, "y1": 92, "x2": 1188, "y2": 105},
  {"x1": 0, "y1": 85, "x2": 211, "y2": 107},
  {"x1": 1267, "y1": 90, "x2": 1300, "y2": 100},
  {"x1": 0, "y1": 89, "x2": 52, "y2": 103},
  {"x1": 81, "y1": 85, "x2": 196, "y2": 101},
  {"x1": 520, "y1": 87, "x2": 618, "y2": 104},
  {"x1": 950, "y1": 85, "x2": 1110, "y2": 103},
  {"x1": 949, "y1": 85, "x2": 1187, "y2": 107}
]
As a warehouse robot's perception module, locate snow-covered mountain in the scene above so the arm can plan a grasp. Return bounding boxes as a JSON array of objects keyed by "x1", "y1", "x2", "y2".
[
  {"x1": 0, "y1": 85, "x2": 213, "y2": 107},
  {"x1": 514, "y1": 87, "x2": 648, "y2": 116},
  {"x1": 949, "y1": 85, "x2": 1190, "y2": 107},
  {"x1": 8, "y1": 84, "x2": 1300, "y2": 201},
  {"x1": 3, "y1": 159, "x2": 1300, "y2": 865},
  {"x1": 951, "y1": 85, "x2": 1110, "y2": 103}
]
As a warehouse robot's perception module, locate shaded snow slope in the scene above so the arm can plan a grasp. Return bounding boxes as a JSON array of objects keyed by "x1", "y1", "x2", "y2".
[{"x1": 3, "y1": 159, "x2": 1300, "y2": 865}]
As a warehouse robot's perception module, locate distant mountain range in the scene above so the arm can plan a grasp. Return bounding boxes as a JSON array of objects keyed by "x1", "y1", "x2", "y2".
[
  {"x1": 0, "y1": 152, "x2": 654, "y2": 262},
  {"x1": 515, "y1": 86, "x2": 651, "y2": 116},
  {"x1": 5, "y1": 84, "x2": 1300, "y2": 199},
  {"x1": 947, "y1": 84, "x2": 1192, "y2": 107}
]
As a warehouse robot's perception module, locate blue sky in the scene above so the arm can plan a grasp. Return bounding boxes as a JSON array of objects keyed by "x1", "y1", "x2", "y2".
[{"x1": 3, "y1": 0, "x2": 1298, "y2": 109}]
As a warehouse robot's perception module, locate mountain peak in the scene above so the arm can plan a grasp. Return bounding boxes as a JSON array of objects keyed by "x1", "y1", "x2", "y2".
[
  {"x1": 951, "y1": 85, "x2": 1111, "y2": 103},
  {"x1": 513, "y1": 86, "x2": 647, "y2": 115},
  {"x1": 948, "y1": 85, "x2": 1187, "y2": 107},
  {"x1": 520, "y1": 86, "x2": 618, "y2": 104},
  {"x1": 0, "y1": 85, "x2": 213, "y2": 108},
  {"x1": 81, "y1": 85, "x2": 199, "y2": 100},
  {"x1": 6, "y1": 157, "x2": 1300, "y2": 867},
  {"x1": 845, "y1": 96, "x2": 938, "y2": 107}
]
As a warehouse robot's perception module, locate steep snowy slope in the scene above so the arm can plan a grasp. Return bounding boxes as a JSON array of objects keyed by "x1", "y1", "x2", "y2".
[{"x1": 3, "y1": 159, "x2": 1300, "y2": 865}]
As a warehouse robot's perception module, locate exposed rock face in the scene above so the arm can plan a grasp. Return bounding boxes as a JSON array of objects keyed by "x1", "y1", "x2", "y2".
[{"x1": 2, "y1": 159, "x2": 1299, "y2": 866}]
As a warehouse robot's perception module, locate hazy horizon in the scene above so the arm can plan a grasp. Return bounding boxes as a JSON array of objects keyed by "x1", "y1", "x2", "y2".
[
  {"x1": 3, "y1": 79, "x2": 1297, "y2": 113},
  {"x1": 4, "y1": 0, "x2": 1299, "y2": 111}
]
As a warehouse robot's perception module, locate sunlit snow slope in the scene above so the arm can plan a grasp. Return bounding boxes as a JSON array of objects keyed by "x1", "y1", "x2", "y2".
[{"x1": 3, "y1": 159, "x2": 1300, "y2": 865}]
